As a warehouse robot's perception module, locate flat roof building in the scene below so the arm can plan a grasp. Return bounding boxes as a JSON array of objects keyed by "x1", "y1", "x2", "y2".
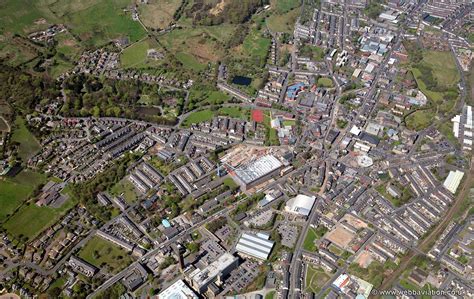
[
  {"x1": 188, "y1": 252, "x2": 238, "y2": 293},
  {"x1": 285, "y1": 194, "x2": 316, "y2": 217},
  {"x1": 443, "y1": 170, "x2": 464, "y2": 194},
  {"x1": 236, "y1": 232, "x2": 275, "y2": 260},
  {"x1": 231, "y1": 155, "x2": 283, "y2": 191},
  {"x1": 158, "y1": 279, "x2": 198, "y2": 299}
]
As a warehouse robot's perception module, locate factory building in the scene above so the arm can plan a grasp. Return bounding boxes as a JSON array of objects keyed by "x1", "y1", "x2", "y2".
[
  {"x1": 236, "y1": 232, "x2": 275, "y2": 261},
  {"x1": 443, "y1": 170, "x2": 464, "y2": 194},
  {"x1": 188, "y1": 252, "x2": 238, "y2": 293},
  {"x1": 230, "y1": 155, "x2": 283, "y2": 191}
]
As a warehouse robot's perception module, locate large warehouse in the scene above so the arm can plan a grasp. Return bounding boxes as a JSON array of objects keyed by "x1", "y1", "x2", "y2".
[
  {"x1": 231, "y1": 155, "x2": 283, "y2": 191},
  {"x1": 285, "y1": 194, "x2": 317, "y2": 217},
  {"x1": 236, "y1": 232, "x2": 275, "y2": 260},
  {"x1": 443, "y1": 170, "x2": 464, "y2": 194}
]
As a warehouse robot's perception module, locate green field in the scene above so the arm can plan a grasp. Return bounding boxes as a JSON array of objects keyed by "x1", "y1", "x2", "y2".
[
  {"x1": 265, "y1": 290, "x2": 276, "y2": 299},
  {"x1": 181, "y1": 109, "x2": 214, "y2": 126},
  {"x1": 303, "y1": 227, "x2": 321, "y2": 252},
  {"x1": 121, "y1": 38, "x2": 163, "y2": 69},
  {"x1": 0, "y1": 170, "x2": 46, "y2": 221},
  {"x1": 406, "y1": 50, "x2": 460, "y2": 131},
  {"x1": 318, "y1": 77, "x2": 334, "y2": 88},
  {"x1": 218, "y1": 107, "x2": 250, "y2": 119},
  {"x1": 305, "y1": 266, "x2": 331, "y2": 293},
  {"x1": 405, "y1": 109, "x2": 434, "y2": 131},
  {"x1": 3, "y1": 194, "x2": 76, "y2": 242},
  {"x1": 271, "y1": 0, "x2": 301, "y2": 13},
  {"x1": 267, "y1": 8, "x2": 300, "y2": 33},
  {"x1": 79, "y1": 236, "x2": 133, "y2": 273},
  {"x1": 241, "y1": 28, "x2": 271, "y2": 64},
  {"x1": 181, "y1": 107, "x2": 250, "y2": 127},
  {"x1": 421, "y1": 51, "x2": 460, "y2": 87},
  {"x1": 159, "y1": 26, "x2": 235, "y2": 69},
  {"x1": 61, "y1": 0, "x2": 147, "y2": 46},
  {"x1": 0, "y1": 0, "x2": 58, "y2": 34},
  {"x1": 11, "y1": 117, "x2": 41, "y2": 161},
  {"x1": 110, "y1": 179, "x2": 138, "y2": 204},
  {"x1": 138, "y1": 0, "x2": 182, "y2": 29}
]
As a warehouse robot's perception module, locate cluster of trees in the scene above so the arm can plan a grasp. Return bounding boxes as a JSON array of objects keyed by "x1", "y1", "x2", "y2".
[
  {"x1": 185, "y1": 0, "x2": 269, "y2": 26},
  {"x1": 0, "y1": 63, "x2": 59, "y2": 113},
  {"x1": 71, "y1": 153, "x2": 139, "y2": 222},
  {"x1": 206, "y1": 217, "x2": 227, "y2": 233},
  {"x1": 61, "y1": 74, "x2": 181, "y2": 125},
  {"x1": 365, "y1": 1, "x2": 384, "y2": 20}
]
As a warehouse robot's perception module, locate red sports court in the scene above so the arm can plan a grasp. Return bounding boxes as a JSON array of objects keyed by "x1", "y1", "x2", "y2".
[{"x1": 251, "y1": 109, "x2": 264, "y2": 123}]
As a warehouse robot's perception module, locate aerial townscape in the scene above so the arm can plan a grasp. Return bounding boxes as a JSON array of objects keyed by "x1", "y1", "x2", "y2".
[{"x1": 0, "y1": 0, "x2": 473, "y2": 298}]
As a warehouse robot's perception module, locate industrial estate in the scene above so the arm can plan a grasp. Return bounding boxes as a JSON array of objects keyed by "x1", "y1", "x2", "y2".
[{"x1": 0, "y1": 0, "x2": 473, "y2": 298}]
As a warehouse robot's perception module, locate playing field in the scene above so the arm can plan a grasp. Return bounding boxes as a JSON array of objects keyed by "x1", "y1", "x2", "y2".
[
  {"x1": 305, "y1": 265, "x2": 331, "y2": 293},
  {"x1": 3, "y1": 194, "x2": 75, "y2": 242},
  {"x1": 79, "y1": 236, "x2": 133, "y2": 273},
  {"x1": 11, "y1": 117, "x2": 41, "y2": 161},
  {"x1": 325, "y1": 226, "x2": 355, "y2": 249},
  {"x1": 0, "y1": 170, "x2": 46, "y2": 221}
]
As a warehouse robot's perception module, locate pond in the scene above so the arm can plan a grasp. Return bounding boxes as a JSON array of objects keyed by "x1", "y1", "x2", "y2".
[{"x1": 232, "y1": 76, "x2": 252, "y2": 86}]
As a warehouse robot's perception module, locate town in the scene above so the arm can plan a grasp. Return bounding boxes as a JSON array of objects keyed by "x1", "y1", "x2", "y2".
[{"x1": 0, "y1": 0, "x2": 473, "y2": 299}]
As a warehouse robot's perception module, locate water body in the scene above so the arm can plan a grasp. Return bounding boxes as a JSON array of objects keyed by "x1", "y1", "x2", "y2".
[{"x1": 232, "y1": 76, "x2": 252, "y2": 86}]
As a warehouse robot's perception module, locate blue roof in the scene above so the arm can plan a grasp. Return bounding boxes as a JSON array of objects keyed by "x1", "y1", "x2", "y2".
[{"x1": 162, "y1": 219, "x2": 171, "y2": 228}]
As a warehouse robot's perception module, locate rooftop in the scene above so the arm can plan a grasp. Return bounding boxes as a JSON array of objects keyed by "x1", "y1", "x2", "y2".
[
  {"x1": 236, "y1": 232, "x2": 275, "y2": 260},
  {"x1": 234, "y1": 155, "x2": 283, "y2": 184}
]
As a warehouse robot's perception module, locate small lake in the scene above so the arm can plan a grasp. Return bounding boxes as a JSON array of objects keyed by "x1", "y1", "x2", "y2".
[{"x1": 232, "y1": 76, "x2": 252, "y2": 86}]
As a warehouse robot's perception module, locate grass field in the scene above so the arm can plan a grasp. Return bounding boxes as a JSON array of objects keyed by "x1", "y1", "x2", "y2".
[
  {"x1": 0, "y1": 0, "x2": 58, "y2": 34},
  {"x1": 0, "y1": 170, "x2": 46, "y2": 221},
  {"x1": 181, "y1": 107, "x2": 250, "y2": 127},
  {"x1": 405, "y1": 109, "x2": 434, "y2": 131},
  {"x1": 11, "y1": 117, "x2": 41, "y2": 161},
  {"x1": 3, "y1": 194, "x2": 76, "y2": 242},
  {"x1": 271, "y1": 0, "x2": 301, "y2": 13},
  {"x1": 159, "y1": 26, "x2": 235, "y2": 70},
  {"x1": 421, "y1": 51, "x2": 460, "y2": 88},
  {"x1": 79, "y1": 236, "x2": 133, "y2": 273},
  {"x1": 110, "y1": 179, "x2": 138, "y2": 204},
  {"x1": 318, "y1": 77, "x2": 334, "y2": 88},
  {"x1": 181, "y1": 110, "x2": 214, "y2": 126},
  {"x1": 241, "y1": 28, "x2": 271, "y2": 64},
  {"x1": 406, "y1": 50, "x2": 460, "y2": 131},
  {"x1": 138, "y1": 0, "x2": 182, "y2": 29},
  {"x1": 305, "y1": 265, "x2": 330, "y2": 293},
  {"x1": 267, "y1": 8, "x2": 300, "y2": 33},
  {"x1": 120, "y1": 38, "x2": 163, "y2": 69},
  {"x1": 303, "y1": 227, "x2": 319, "y2": 251},
  {"x1": 61, "y1": 0, "x2": 147, "y2": 46}
]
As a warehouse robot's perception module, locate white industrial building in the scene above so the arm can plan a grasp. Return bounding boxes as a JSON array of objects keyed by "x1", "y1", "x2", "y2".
[
  {"x1": 236, "y1": 232, "x2": 275, "y2": 260},
  {"x1": 443, "y1": 170, "x2": 464, "y2": 194},
  {"x1": 452, "y1": 105, "x2": 473, "y2": 151},
  {"x1": 158, "y1": 279, "x2": 198, "y2": 299},
  {"x1": 285, "y1": 194, "x2": 317, "y2": 217},
  {"x1": 188, "y1": 252, "x2": 238, "y2": 293},
  {"x1": 231, "y1": 155, "x2": 283, "y2": 191}
]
